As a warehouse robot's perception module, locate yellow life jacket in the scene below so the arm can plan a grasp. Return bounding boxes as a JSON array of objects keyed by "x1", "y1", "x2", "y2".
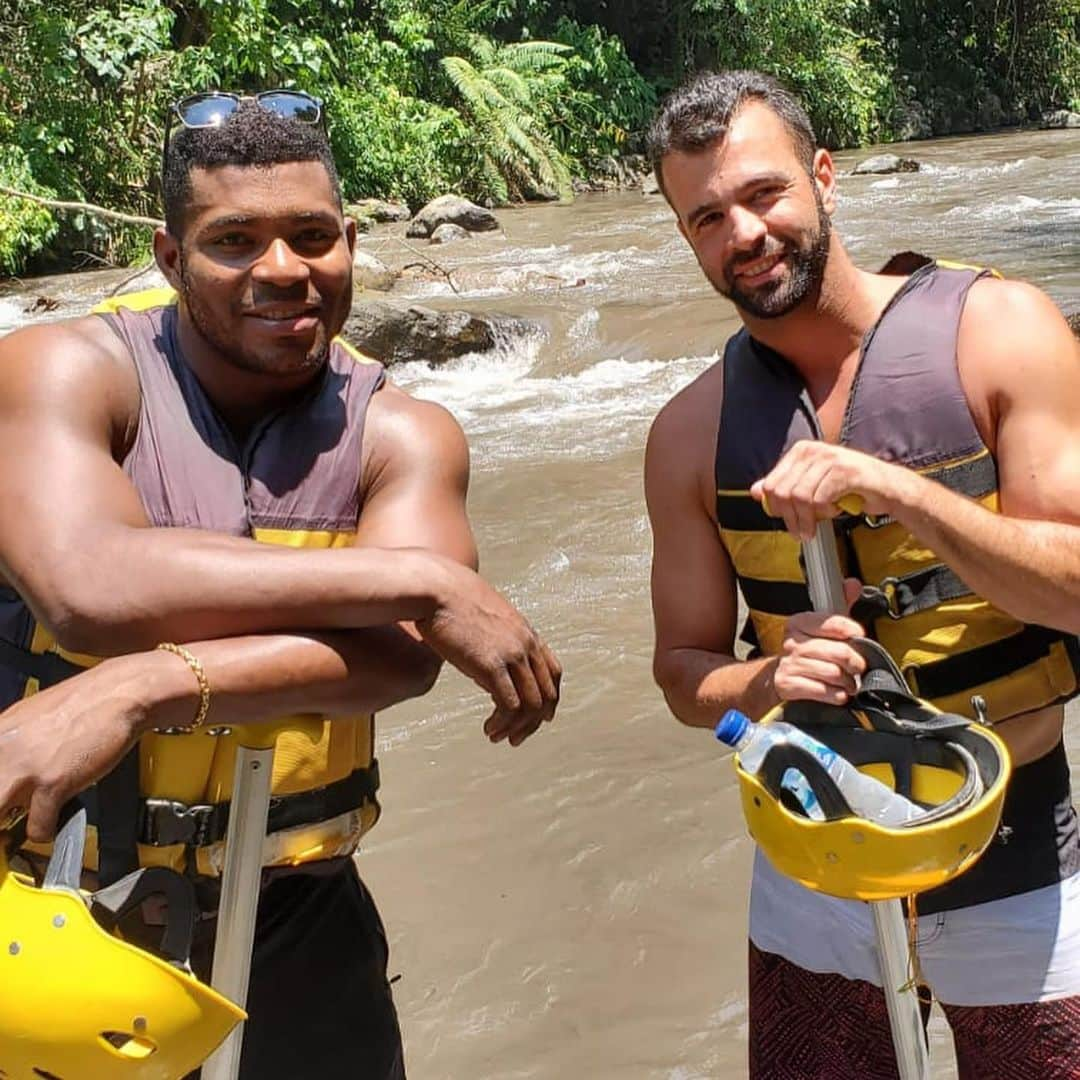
[
  {"x1": 6, "y1": 288, "x2": 387, "y2": 880},
  {"x1": 715, "y1": 261, "x2": 1080, "y2": 722}
]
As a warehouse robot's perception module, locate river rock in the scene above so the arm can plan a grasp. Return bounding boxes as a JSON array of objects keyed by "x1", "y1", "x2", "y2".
[
  {"x1": 641, "y1": 171, "x2": 662, "y2": 197},
  {"x1": 852, "y1": 154, "x2": 921, "y2": 175},
  {"x1": 975, "y1": 92, "x2": 1005, "y2": 131},
  {"x1": 343, "y1": 301, "x2": 532, "y2": 367},
  {"x1": 347, "y1": 198, "x2": 412, "y2": 223},
  {"x1": 352, "y1": 250, "x2": 397, "y2": 291},
  {"x1": 586, "y1": 154, "x2": 649, "y2": 192},
  {"x1": 406, "y1": 195, "x2": 499, "y2": 239},
  {"x1": 429, "y1": 223, "x2": 471, "y2": 246},
  {"x1": 1040, "y1": 110, "x2": 1080, "y2": 129},
  {"x1": 893, "y1": 99, "x2": 933, "y2": 141}
]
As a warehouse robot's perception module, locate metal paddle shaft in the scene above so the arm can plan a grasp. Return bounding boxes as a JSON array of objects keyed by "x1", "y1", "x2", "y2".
[
  {"x1": 803, "y1": 524, "x2": 930, "y2": 1080},
  {"x1": 201, "y1": 743, "x2": 275, "y2": 1080}
]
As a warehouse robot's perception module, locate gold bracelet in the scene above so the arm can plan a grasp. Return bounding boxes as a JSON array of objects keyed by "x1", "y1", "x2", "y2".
[{"x1": 156, "y1": 642, "x2": 211, "y2": 731}]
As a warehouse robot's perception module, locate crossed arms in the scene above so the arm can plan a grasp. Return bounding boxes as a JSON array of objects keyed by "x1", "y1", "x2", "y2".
[{"x1": 0, "y1": 317, "x2": 561, "y2": 838}]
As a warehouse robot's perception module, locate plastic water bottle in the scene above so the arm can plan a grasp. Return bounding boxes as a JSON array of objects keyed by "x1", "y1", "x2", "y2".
[{"x1": 715, "y1": 709, "x2": 924, "y2": 827}]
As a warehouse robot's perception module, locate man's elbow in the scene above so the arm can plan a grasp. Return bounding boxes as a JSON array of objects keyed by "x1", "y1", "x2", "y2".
[
  {"x1": 33, "y1": 586, "x2": 150, "y2": 656},
  {"x1": 377, "y1": 641, "x2": 444, "y2": 708},
  {"x1": 407, "y1": 648, "x2": 444, "y2": 699},
  {"x1": 652, "y1": 652, "x2": 700, "y2": 727}
]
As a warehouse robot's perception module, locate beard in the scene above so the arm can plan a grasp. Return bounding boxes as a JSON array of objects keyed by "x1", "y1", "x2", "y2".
[
  {"x1": 178, "y1": 259, "x2": 333, "y2": 378},
  {"x1": 713, "y1": 191, "x2": 832, "y2": 320}
]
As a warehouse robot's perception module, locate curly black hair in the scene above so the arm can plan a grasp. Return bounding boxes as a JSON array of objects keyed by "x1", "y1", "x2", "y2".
[{"x1": 162, "y1": 100, "x2": 342, "y2": 235}]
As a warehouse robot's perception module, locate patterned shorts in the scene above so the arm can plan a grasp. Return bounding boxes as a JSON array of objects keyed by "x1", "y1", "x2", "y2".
[{"x1": 748, "y1": 941, "x2": 1080, "y2": 1079}]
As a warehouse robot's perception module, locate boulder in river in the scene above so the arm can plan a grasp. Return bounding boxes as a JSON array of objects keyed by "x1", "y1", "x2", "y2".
[
  {"x1": 352, "y1": 250, "x2": 398, "y2": 292},
  {"x1": 893, "y1": 99, "x2": 933, "y2": 141},
  {"x1": 346, "y1": 198, "x2": 412, "y2": 224},
  {"x1": 429, "y1": 223, "x2": 471, "y2": 246},
  {"x1": 641, "y1": 171, "x2": 662, "y2": 197},
  {"x1": 406, "y1": 195, "x2": 499, "y2": 239},
  {"x1": 1040, "y1": 110, "x2": 1080, "y2": 129},
  {"x1": 343, "y1": 300, "x2": 536, "y2": 367},
  {"x1": 852, "y1": 154, "x2": 921, "y2": 175}
]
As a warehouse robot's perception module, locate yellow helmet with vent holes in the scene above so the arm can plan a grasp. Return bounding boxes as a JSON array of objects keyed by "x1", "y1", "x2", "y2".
[
  {"x1": 0, "y1": 809, "x2": 244, "y2": 1079},
  {"x1": 731, "y1": 639, "x2": 1011, "y2": 901}
]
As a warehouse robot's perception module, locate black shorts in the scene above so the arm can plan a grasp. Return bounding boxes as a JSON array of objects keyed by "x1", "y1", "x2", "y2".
[
  {"x1": 186, "y1": 858, "x2": 405, "y2": 1080},
  {"x1": 917, "y1": 738, "x2": 1080, "y2": 915}
]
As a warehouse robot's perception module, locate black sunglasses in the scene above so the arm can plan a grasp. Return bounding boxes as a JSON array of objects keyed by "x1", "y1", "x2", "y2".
[{"x1": 162, "y1": 89, "x2": 324, "y2": 164}]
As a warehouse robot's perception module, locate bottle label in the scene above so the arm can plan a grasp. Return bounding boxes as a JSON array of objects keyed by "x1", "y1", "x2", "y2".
[{"x1": 780, "y1": 767, "x2": 826, "y2": 821}]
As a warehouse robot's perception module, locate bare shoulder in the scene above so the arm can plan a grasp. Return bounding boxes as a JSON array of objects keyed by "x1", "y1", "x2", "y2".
[
  {"x1": 963, "y1": 275, "x2": 1072, "y2": 339},
  {"x1": 648, "y1": 356, "x2": 725, "y2": 448},
  {"x1": 645, "y1": 355, "x2": 725, "y2": 508},
  {"x1": 0, "y1": 313, "x2": 139, "y2": 425},
  {"x1": 361, "y1": 375, "x2": 469, "y2": 493},
  {"x1": 960, "y1": 276, "x2": 1079, "y2": 407}
]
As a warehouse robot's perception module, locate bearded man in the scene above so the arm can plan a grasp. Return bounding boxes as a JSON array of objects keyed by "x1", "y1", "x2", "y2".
[{"x1": 644, "y1": 70, "x2": 1080, "y2": 1078}]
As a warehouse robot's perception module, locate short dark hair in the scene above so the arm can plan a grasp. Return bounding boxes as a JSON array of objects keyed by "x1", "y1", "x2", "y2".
[
  {"x1": 646, "y1": 70, "x2": 817, "y2": 198},
  {"x1": 162, "y1": 101, "x2": 342, "y2": 235}
]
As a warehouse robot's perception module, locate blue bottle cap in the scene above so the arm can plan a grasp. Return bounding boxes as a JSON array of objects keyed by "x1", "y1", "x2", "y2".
[{"x1": 715, "y1": 709, "x2": 750, "y2": 746}]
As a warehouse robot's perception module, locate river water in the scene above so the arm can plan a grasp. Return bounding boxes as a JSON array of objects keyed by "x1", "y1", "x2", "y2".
[{"x1": 1, "y1": 127, "x2": 1078, "y2": 1078}]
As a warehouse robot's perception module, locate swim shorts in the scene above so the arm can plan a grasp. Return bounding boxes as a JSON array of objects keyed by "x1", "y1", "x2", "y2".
[{"x1": 183, "y1": 858, "x2": 406, "y2": 1079}]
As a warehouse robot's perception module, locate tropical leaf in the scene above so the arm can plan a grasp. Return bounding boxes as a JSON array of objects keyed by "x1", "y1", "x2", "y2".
[{"x1": 440, "y1": 35, "x2": 573, "y2": 200}]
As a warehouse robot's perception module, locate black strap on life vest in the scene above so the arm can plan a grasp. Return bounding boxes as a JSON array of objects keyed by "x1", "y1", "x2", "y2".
[
  {"x1": 0, "y1": 637, "x2": 84, "y2": 687},
  {"x1": 130, "y1": 760, "x2": 381, "y2": 848},
  {"x1": 0, "y1": 637, "x2": 143, "y2": 885},
  {"x1": 902, "y1": 624, "x2": 1080, "y2": 702},
  {"x1": 93, "y1": 747, "x2": 142, "y2": 885}
]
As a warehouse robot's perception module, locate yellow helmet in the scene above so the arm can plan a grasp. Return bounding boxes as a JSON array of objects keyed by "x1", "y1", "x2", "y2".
[
  {"x1": 731, "y1": 640, "x2": 1011, "y2": 901},
  {"x1": 0, "y1": 809, "x2": 245, "y2": 1079}
]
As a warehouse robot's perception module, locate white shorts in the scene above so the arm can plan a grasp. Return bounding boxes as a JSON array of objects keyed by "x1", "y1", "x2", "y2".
[{"x1": 749, "y1": 848, "x2": 1080, "y2": 1006}]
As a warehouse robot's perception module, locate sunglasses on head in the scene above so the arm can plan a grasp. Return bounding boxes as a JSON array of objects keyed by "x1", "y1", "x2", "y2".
[{"x1": 163, "y1": 89, "x2": 324, "y2": 163}]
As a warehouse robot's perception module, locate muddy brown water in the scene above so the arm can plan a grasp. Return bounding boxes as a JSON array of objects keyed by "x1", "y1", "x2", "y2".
[{"x1": 2, "y1": 128, "x2": 1078, "y2": 1078}]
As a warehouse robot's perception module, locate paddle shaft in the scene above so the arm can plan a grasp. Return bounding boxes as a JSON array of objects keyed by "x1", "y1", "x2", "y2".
[
  {"x1": 803, "y1": 525, "x2": 930, "y2": 1080},
  {"x1": 201, "y1": 743, "x2": 275, "y2": 1080}
]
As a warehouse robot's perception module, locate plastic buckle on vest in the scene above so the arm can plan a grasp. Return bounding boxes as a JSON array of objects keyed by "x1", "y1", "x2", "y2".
[
  {"x1": 853, "y1": 580, "x2": 902, "y2": 622},
  {"x1": 141, "y1": 799, "x2": 217, "y2": 847},
  {"x1": 878, "y1": 577, "x2": 904, "y2": 618},
  {"x1": 860, "y1": 512, "x2": 893, "y2": 529},
  {"x1": 899, "y1": 662, "x2": 921, "y2": 695}
]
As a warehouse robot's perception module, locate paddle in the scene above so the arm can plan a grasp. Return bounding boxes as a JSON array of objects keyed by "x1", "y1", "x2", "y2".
[
  {"x1": 201, "y1": 717, "x2": 321, "y2": 1080},
  {"x1": 803, "y1": 521, "x2": 930, "y2": 1080}
]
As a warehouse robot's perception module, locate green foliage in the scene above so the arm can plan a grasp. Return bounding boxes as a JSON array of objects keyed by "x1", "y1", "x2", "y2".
[
  {"x1": 690, "y1": 0, "x2": 895, "y2": 146},
  {"x1": 441, "y1": 36, "x2": 574, "y2": 199},
  {"x1": 0, "y1": 0, "x2": 1076, "y2": 274},
  {"x1": 329, "y1": 83, "x2": 475, "y2": 207},
  {"x1": 549, "y1": 17, "x2": 658, "y2": 160},
  {"x1": 867, "y1": 0, "x2": 1080, "y2": 132},
  {"x1": 0, "y1": 145, "x2": 58, "y2": 276}
]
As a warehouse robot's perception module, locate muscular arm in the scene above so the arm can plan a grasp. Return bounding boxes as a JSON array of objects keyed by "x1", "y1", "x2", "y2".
[
  {"x1": 121, "y1": 388, "x2": 478, "y2": 727},
  {"x1": 889, "y1": 281, "x2": 1080, "y2": 631},
  {"x1": 754, "y1": 279, "x2": 1080, "y2": 636},
  {"x1": 0, "y1": 318, "x2": 558, "y2": 730},
  {"x1": 0, "y1": 321, "x2": 454, "y2": 653},
  {"x1": 0, "y1": 370, "x2": 555, "y2": 839},
  {"x1": 645, "y1": 373, "x2": 780, "y2": 728}
]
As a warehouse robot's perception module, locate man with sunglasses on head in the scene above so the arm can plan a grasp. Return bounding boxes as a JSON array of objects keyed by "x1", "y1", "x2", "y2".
[{"x1": 0, "y1": 91, "x2": 561, "y2": 1079}]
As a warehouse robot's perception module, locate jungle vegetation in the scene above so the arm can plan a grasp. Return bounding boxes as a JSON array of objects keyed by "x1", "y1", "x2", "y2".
[{"x1": 1, "y1": 0, "x2": 1076, "y2": 273}]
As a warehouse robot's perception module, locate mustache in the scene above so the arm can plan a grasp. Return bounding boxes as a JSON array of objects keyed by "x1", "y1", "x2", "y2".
[{"x1": 728, "y1": 238, "x2": 788, "y2": 277}]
